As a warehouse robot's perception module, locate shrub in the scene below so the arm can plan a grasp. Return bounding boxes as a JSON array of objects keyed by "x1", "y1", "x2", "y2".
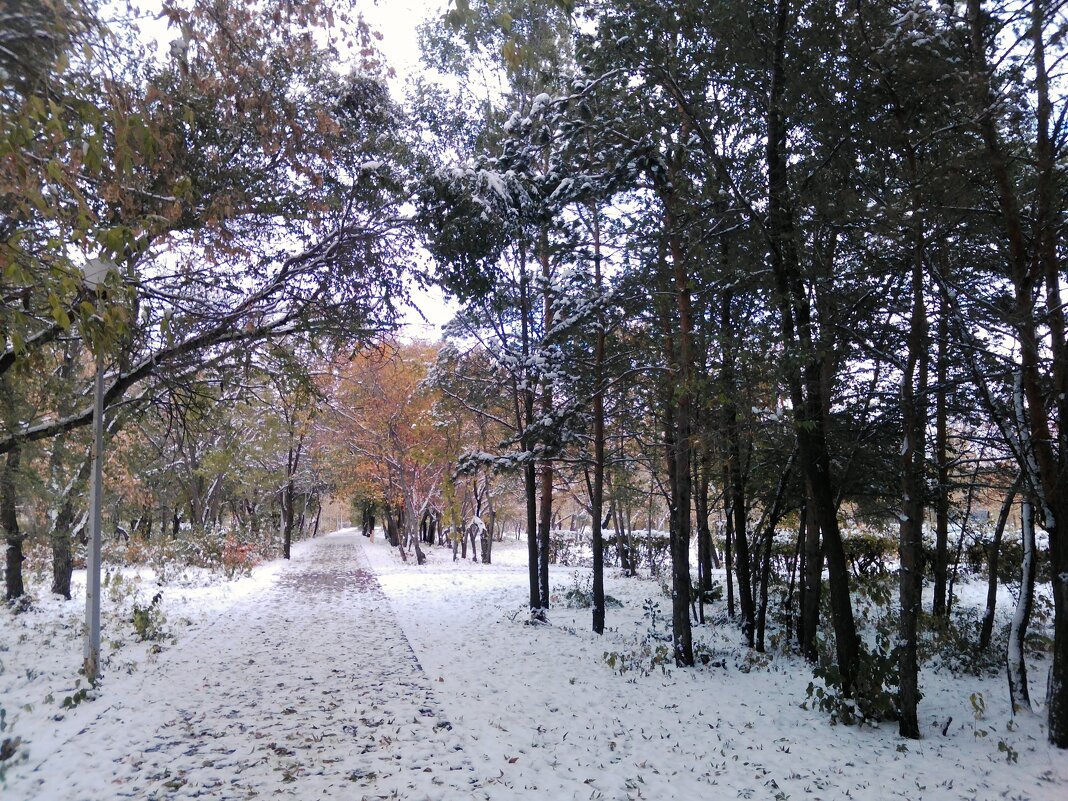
[
  {"x1": 806, "y1": 576, "x2": 900, "y2": 726},
  {"x1": 131, "y1": 592, "x2": 168, "y2": 642},
  {"x1": 842, "y1": 530, "x2": 896, "y2": 578},
  {"x1": 602, "y1": 598, "x2": 675, "y2": 678},
  {"x1": 0, "y1": 707, "x2": 25, "y2": 783},
  {"x1": 559, "y1": 572, "x2": 623, "y2": 609},
  {"x1": 806, "y1": 636, "x2": 900, "y2": 726}
]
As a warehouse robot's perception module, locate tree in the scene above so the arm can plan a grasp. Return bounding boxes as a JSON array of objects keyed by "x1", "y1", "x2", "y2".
[{"x1": 322, "y1": 341, "x2": 448, "y2": 565}]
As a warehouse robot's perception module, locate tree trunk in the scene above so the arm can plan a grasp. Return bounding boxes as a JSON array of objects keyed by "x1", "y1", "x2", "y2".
[
  {"x1": 800, "y1": 489, "x2": 823, "y2": 661},
  {"x1": 722, "y1": 288, "x2": 754, "y2": 645},
  {"x1": 968, "y1": 0, "x2": 1068, "y2": 747},
  {"x1": 537, "y1": 222, "x2": 554, "y2": 611},
  {"x1": 695, "y1": 457, "x2": 715, "y2": 591},
  {"x1": 311, "y1": 496, "x2": 322, "y2": 538},
  {"x1": 933, "y1": 300, "x2": 950, "y2": 616},
  {"x1": 789, "y1": 499, "x2": 807, "y2": 646},
  {"x1": 755, "y1": 450, "x2": 795, "y2": 653},
  {"x1": 282, "y1": 479, "x2": 295, "y2": 560},
  {"x1": 979, "y1": 477, "x2": 1019, "y2": 650},
  {"x1": 767, "y1": 0, "x2": 858, "y2": 692},
  {"x1": 2, "y1": 446, "x2": 23, "y2": 601},
  {"x1": 898, "y1": 222, "x2": 929, "y2": 739},
  {"x1": 482, "y1": 505, "x2": 495, "y2": 564},
  {"x1": 1008, "y1": 498, "x2": 1037, "y2": 715},
  {"x1": 665, "y1": 223, "x2": 694, "y2": 667},
  {"x1": 591, "y1": 207, "x2": 607, "y2": 634},
  {"x1": 724, "y1": 486, "x2": 736, "y2": 619}
]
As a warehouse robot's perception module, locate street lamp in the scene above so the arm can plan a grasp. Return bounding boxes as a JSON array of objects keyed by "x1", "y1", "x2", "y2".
[{"x1": 82, "y1": 256, "x2": 113, "y2": 684}]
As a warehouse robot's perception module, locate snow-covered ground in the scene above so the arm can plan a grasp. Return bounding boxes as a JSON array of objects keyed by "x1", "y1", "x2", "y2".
[
  {"x1": 1, "y1": 535, "x2": 480, "y2": 800},
  {"x1": 1, "y1": 529, "x2": 1065, "y2": 800},
  {"x1": 365, "y1": 532, "x2": 1068, "y2": 801}
]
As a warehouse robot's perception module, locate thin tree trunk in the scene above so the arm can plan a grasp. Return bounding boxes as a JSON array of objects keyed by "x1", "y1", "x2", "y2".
[
  {"x1": 947, "y1": 461, "x2": 981, "y2": 618},
  {"x1": 789, "y1": 499, "x2": 807, "y2": 645},
  {"x1": 724, "y1": 480, "x2": 735, "y2": 619},
  {"x1": 695, "y1": 464, "x2": 714, "y2": 591},
  {"x1": 767, "y1": 0, "x2": 858, "y2": 692},
  {"x1": 755, "y1": 450, "x2": 795, "y2": 652},
  {"x1": 282, "y1": 479, "x2": 295, "y2": 560},
  {"x1": 933, "y1": 300, "x2": 950, "y2": 616},
  {"x1": 979, "y1": 477, "x2": 1020, "y2": 650},
  {"x1": 800, "y1": 489, "x2": 823, "y2": 661},
  {"x1": 591, "y1": 205, "x2": 606, "y2": 634},
  {"x1": 519, "y1": 248, "x2": 544, "y2": 622},
  {"x1": 722, "y1": 287, "x2": 754, "y2": 646},
  {"x1": 538, "y1": 223, "x2": 554, "y2": 611},
  {"x1": 2, "y1": 446, "x2": 23, "y2": 601},
  {"x1": 661, "y1": 219, "x2": 694, "y2": 667},
  {"x1": 1008, "y1": 498, "x2": 1037, "y2": 714}
]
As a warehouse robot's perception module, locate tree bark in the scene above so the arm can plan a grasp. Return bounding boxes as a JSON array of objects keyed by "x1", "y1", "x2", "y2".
[
  {"x1": 1008, "y1": 498, "x2": 1037, "y2": 715},
  {"x1": 666, "y1": 223, "x2": 694, "y2": 667},
  {"x1": 979, "y1": 477, "x2": 1020, "y2": 651},
  {"x1": 898, "y1": 213, "x2": 929, "y2": 739},
  {"x1": 2, "y1": 446, "x2": 23, "y2": 601},
  {"x1": 722, "y1": 288, "x2": 754, "y2": 645},
  {"x1": 755, "y1": 450, "x2": 795, "y2": 653},
  {"x1": 933, "y1": 300, "x2": 950, "y2": 616},
  {"x1": 282, "y1": 479, "x2": 295, "y2": 560},
  {"x1": 800, "y1": 488, "x2": 823, "y2": 662},
  {"x1": 591, "y1": 206, "x2": 607, "y2": 635}
]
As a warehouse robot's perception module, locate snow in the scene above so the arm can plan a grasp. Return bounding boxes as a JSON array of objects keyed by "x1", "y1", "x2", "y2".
[
  {"x1": 2, "y1": 531, "x2": 1066, "y2": 800},
  {"x1": 365, "y1": 535, "x2": 1068, "y2": 801}
]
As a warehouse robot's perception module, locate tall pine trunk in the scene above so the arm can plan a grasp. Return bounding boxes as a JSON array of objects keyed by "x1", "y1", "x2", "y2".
[
  {"x1": 898, "y1": 213, "x2": 929, "y2": 739},
  {"x1": 767, "y1": 0, "x2": 859, "y2": 691},
  {"x1": 591, "y1": 207, "x2": 607, "y2": 635},
  {"x1": 2, "y1": 446, "x2": 23, "y2": 601},
  {"x1": 933, "y1": 302, "x2": 950, "y2": 616}
]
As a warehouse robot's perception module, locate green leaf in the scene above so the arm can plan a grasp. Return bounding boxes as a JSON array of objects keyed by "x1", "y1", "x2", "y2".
[{"x1": 48, "y1": 293, "x2": 71, "y2": 329}]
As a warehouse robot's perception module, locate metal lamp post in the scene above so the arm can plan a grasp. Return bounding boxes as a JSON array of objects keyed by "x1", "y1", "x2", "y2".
[{"x1": 82, "y1": 257, "x2": 113, "y2": 684}]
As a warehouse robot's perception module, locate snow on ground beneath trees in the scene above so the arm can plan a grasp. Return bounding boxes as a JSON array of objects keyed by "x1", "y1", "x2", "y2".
[
  {"x1": 0, "y1": 529, "x2": 1065, "y2": 801},
  {"x1": 365, "y1": 532, "x2": 1068, "y2": 801}
]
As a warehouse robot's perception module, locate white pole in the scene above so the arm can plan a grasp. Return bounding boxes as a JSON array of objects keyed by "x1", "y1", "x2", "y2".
[
  {"x1": 81, "y1": 256, "x2": 112, "y2": 685},
  {"x1": 83, "y1": 349, "x2": 104, "y2": 683}
]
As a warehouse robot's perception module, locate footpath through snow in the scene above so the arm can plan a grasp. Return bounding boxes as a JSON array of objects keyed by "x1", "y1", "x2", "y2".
[{"x1": 6, "y1": 532, "x2": 484, "y2": 800}]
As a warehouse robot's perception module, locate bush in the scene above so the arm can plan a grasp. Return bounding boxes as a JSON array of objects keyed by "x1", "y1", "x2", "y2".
[
  {"x1": 962, "y1": 535, "x2": 1051, "y2": 584},
  {"x1": 806, "y1": 637, "x2": 900, "y2": 726},
  {"x1": 918, "y1": 607, "x2": 1005, "y2": 676},
  {"x1": 842, "y1": 530, "x2": 896, "y2": 578},
  {"x1": 558, "y1": 572, "x2": 623, "y2": 609},
  {"x1": 0, "y1": 707, "x2": 25, "y2": 783},
  {"x1": 602, "y1": 598, "x2": 674, "y2": 677},
  {"x1": 806, "y1": 576, "x2": 900, "y2": 726},
  {"x1": 131, "y1": 592, "x2": 168, "y2": 642}
]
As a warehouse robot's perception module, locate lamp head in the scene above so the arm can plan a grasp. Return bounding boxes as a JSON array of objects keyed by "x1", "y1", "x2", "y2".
[{"x1": 83, "y1": 257, "x2": 115, "y2": 291}]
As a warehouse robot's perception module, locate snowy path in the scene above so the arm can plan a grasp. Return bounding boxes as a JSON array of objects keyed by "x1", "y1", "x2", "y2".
[{"x1": 14, "y1": 533, "x2": 485, "y2": 801}]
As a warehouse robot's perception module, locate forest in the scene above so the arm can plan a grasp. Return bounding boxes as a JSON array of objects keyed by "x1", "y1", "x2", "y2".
[{"x1": 2, "y1": 0, "x2": 1068, "y2": 786}]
